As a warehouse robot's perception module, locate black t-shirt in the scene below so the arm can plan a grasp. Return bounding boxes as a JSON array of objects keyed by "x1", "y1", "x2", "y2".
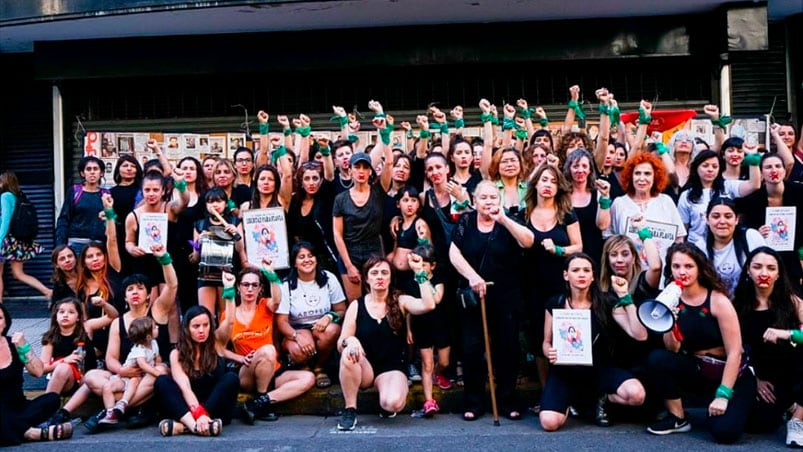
[
  {"x1": 606, "y1": 271, "x2": 661, "y2": 369},
  {"x1": 523, "y1": 210, "x2": 578, "y2": 300},
  {"x1": 288, "y1": 180, "x2": 336, "y2": 259},
  {"x1": 573, "y1": 191, "x2": 603, "y2": 266},
  {"x1": 232, "y1": 184, "x2": 251, "y2": 208},
  {"x1": 332, "y1": 183, "x2": 385, "y2": 256}
]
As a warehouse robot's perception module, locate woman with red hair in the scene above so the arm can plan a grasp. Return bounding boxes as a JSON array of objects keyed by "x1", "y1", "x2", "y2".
[{"x1": 605, "y1": 152, "x2": 685, "y2": 274}]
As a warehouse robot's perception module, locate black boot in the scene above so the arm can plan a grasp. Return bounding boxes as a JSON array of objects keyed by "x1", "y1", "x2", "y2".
[{"x1": 249, "y1": 393, "x2": 278, "y2": 422}]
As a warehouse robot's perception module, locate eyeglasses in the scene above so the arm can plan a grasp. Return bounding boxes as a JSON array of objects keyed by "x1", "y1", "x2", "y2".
[
  {"x1": 235, "y1": 158, "x2": 252, "y2": 164},
  {"x1": 302, "y1": 161, "x2": 322, "y2": 169},
  {"x1": 240, "y1": 282, "x2": 260, "y2": 288}
]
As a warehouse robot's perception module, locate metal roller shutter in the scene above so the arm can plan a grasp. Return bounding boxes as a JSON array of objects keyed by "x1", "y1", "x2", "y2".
[{"x1": 730, "y1": 22, "x2": 789, "y2": 117}]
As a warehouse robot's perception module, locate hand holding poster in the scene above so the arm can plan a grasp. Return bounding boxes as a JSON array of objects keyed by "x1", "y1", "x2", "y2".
[
  {"x1": 137, "y1": 213, "x2": 168, "y2": 254},
  {"x1": 552, "y1": 309, "x2": 593, "y2": 366},
  {"x1": 243, "y1": 208, "x2": 290, "y2": 269},
  {"x1": 765, "y1": 206, "x2": 796, "y2": 252}
]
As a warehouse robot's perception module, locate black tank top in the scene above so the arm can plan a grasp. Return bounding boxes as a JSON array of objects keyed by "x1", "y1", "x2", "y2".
[
  {"x1": 677, "y1": 290, "x2": 723, "y2": 352},
  {"x1": 118, "y1": 310, "x2": 172, "y2": 364},
  {"x1": 396, "y1": 217, "x2": 420, "y2": 250},
  {"x1": 354, "y1": 296, "x2": 406, "y2": 369}
]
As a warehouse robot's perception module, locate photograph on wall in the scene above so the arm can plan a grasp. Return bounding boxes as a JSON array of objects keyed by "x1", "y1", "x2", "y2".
[
  {"x1": 197, "y1": 134, "x2": 210, "y2": 154},
  {"x1": 117, "y1": 134, "x2": 135, "y2": 155},
  {"x1": 84, "y1": 131, "x2": 101, "y2": 157},
  {"x1": 182, "y1": 133, "x2": 200, "y2": 159},
  {"x1": 552, "y1": 308, "x2": 592, "y2": 366},
  {"x1": 164, "y1": 133, "x2": 183, "y2": 159},
  {"x1": 102, "y1": 159, "x2": 116, "y2": 188},
  {"x1": 242, "y1": 208, "x2": 290, "y2": 270},
  {"x1": 204, "y1": 135, "x2": 226, "y2": 160},
  {"x1": 228, "y1": 133, "x2": 246, "y2": 156},
  {"x1": 137, "y1": 212, "x2": 169, "y2": 254},
  {"x1": 101, "y1": 132, "x2": 118, "y2": 158}
]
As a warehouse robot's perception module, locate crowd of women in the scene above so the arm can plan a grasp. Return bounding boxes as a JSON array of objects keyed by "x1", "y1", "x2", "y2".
[{"x1": 2, "y1": 91, "x2": 803, "y2": 447}]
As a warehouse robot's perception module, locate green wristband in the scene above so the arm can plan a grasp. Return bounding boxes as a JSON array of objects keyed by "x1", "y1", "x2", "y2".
[
  {"x1": 347, "y1": 134, "x2": 359, "y2": 143},
  {"x1": 16, "y1": 343, "x2": 32, "y2": 364},
  {"x1": 271, "y1": 145, "x2": 288, "y2": 163},
  {"x1": 453, "y1": 199, "x2": 470, "y2": 210},
  {"x1": 283, "y1": 128, "x2": 293, "y2": 137},
  {"x1": 379, "y1": 128, "x2": 391, "y2": 146},
  {"x1": 414, "y1": 271, "x2": 429, "y2": 284},
  {"x1": 655, "y1": 143, "x2": 669, "y2": 155},
  {"x1": 156, "y1": 252, "x2": 173, "y2": 266},
  {"x1": 637, "y1": 107, "x2": 652, "y2": 125},
  {"x1": 259, "y1": 123, "x2": 269, "y2": 135},
  {"x1": 538, "y1": 117, "x2": 550, "y2": 127},
  {"x1": 711, "y1": 116, "x2": 733, "y2": 128},
  {"x1": 261, "y1": 268, "x2": 281, "y2": 284},
  {"x1": 325, "y1": 310, "x2": 342, "y2": 325},
  {"x1": 715, "y1": 384, "x2": 734, "y2": 400},
  {"x1": 318, "y1": 146, "x2": 331, "y2": 157},
  {"x1": 742, "y1": 153, "x2": 761, "y2": 167},
  {"x1": 598, "y1": 197, "x2": 612, "y2": 210},
  {"x1": 332, "y1": 115, "x2": 349, "y2": 128},
  {"x1": 638, "y1": 227, "x2": 653, "y2": 241},
  {"x1": 515, "y1": 128, "x2": 529, "y2": 141},
  {"x1": 791, "y1": 329, "x2": 803, "y2": 344},
  {"x1": 610, "y1": 105, "x2": 621, "y2": 125},
  {"x1": 296, "y1": 126, "x2": 311, "y2": 138},
  {"x1": 440, "y1": 123, "x2": 449, "y2": 135},
  {"x1": 454, "y1": 118, "x2": 465, "y2": 129},
  {"x1": 614, "y1": 293, "x2": 634, "y2": 309},
  {"x1": 797, "y1": 246, "x2": 803, "y2": 261},
  {"x1": 554, "y1": 245, "x2": 565, "y2": 257},
  {"x1": 417, "y1": 237, "x2": 431, "y2": 246},
  {"x1": 568, "y1": 100, "x2": 586, "y2": 120},
  {"x1": 174, "y1": 179, "x2": 187, "y2": 193},
  {"x1": 418, "y1": 130, "x2": 431, "y2": 140},
  {"x1": 598, "y1": 104, "x2": 611, "y2": 116},
  {"x1": 222, "y1": 285, "x2": 236, "y2": 301},
  {"x1": 103, "y1": 208, "x2": 117, "y2": 222},
  {"x1": 480, "y1": 112, "x2": 495, "y2": 124},
  {"x1": 502, "y1": 117, "x2": 517, "y2": 131},
  {"x1": 374, "y1": 113, "x2": 386, "y2": 119},
  {"x1": 226, "y1": 199, "x2": 236, "y2": 211}
]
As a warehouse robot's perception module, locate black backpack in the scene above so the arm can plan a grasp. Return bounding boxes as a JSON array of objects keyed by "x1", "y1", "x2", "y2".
[{"x1": 9, "y1": 192, "x2": 39, "y2": 242}]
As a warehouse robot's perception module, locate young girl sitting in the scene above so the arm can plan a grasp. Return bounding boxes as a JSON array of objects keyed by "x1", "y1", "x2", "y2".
[
  {"x1": 98, "y1": 316, "x2": 162, "y2": 425},
  {"x1": 39, "y1": 297, "x2": 96, "y2": 395},
  {"x1": 405, "y1": 245, "x2": 450, "y2": 417}
]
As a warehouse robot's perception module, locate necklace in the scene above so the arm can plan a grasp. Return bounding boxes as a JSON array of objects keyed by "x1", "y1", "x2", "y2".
[{"x1": 340, "y1": 173, "x2": 354, "y2": 189}]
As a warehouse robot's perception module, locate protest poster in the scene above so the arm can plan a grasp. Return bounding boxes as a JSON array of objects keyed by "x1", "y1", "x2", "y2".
[
  {"x1": 137, "y1": 213, "x2": 168, "y2": 254},
  {"x1": 765, "y1": 206, "x2": 796, "y2": 252},
  {"x1": 243, "y1": 208, "x2": 290, "y2": 269},
  {"x1": 552, "y1": 309, "x2": 593, "y2": 366}
]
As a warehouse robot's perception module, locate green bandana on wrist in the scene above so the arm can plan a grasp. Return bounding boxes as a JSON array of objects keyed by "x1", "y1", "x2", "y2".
[{"x1": 568, "y1": 100, "x2": 586, "y2": 120}]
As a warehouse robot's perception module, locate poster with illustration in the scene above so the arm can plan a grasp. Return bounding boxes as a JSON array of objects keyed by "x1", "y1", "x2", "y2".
[
  {"x1": 625, "y1": 217, "x2": 679, "y2": 269},
  {"x1": 117, "y1": 134, "x2": 135, "y2": 155},
  {"x1": 765, "y1": 206, "x2": 796, "y2": 252},
  {"x1": 84, "y1": 131, "x2": 101, "y2": 156},
  {"x1": 243, "y1": 208, "x2": 289, "y2": 269},
  {"x1": 137, "y1": 213, "x2": 168, "y2": 254},
  {"x1": 552, "y1": 309, "x2": 592, "y2": 366}
]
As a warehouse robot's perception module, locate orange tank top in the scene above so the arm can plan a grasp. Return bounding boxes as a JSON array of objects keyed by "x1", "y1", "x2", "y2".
[{"x1": 222, "y1": 298, "x2": 279, "y2": 371}]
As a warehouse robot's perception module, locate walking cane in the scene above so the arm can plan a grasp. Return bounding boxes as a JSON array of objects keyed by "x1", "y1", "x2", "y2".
[{"x1": 479, "y1": 282, "x2": 500, "y2": 426}]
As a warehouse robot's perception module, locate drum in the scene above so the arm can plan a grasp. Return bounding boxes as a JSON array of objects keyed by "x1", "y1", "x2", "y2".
[{"x1": 198, "y1": 235, "x2": 235, "y2": 282}]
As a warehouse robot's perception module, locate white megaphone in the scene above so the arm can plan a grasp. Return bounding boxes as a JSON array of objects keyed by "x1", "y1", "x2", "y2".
[{"x1": 637, "y1": 280, "x2": 683, "y2": 333}]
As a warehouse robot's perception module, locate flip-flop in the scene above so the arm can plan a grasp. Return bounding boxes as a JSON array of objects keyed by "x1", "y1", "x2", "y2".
[
  {"x1": 315, "y1": 370, "x2": 332, "y2": 388},
  {"x1": 158, "y1": 419, "x2": 185, "y2": 437}
]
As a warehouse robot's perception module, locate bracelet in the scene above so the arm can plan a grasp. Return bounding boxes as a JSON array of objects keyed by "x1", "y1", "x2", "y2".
[
  {"x1": 637, "y1": 107, "x2": 652, "y2": 125},
  {"x1": 711, "y1": 116, "x2": 733, "y2": 129},
  {"x1": 454, "y1": 118, "x2": 465, "y2": 129},
  {"x1": 325, "y1": 310, "x2": 342, "y2": 325},
  {"x1": 568, "y1": 100, "x2": 586, "y2": 120},
  {"x1": 502, "y1": 117, "x2": 516, "y2": 131},
  {"x1": 440, "y1": 123, "x2": 449, "y2": 135},
  {"x1": 379, "y1": 128, "x2": 391, "y2": 146},
  {"x1": 614, "y1": 293, "x2": 634, "y2": 309},
  {"x1": 598, "y1": 197, "x2": 612, "y2": 210},
  {"x1": 173, "y1": 179, "x2": 187, "y2": 193},
  {"x1": 655, "y1": 143, "x2": 669, "y2": 155},
  {"x1": 221, "y1": 285, "x2": 236, "y2": 301},
  {"x1": 190, "y1": 404, "x2": 209, "y2": 420},
  {"x1": 295, "y1": 126, "x2": 311, "y2": 138},
  {"x1": 414, "y1": 271, "x2": 429, "y2": 284},
  {"x1": 715, "y1": 384, "x2": 734, "y2": 400},
  {"x1": 418, "y1": 130, "x2": 431, "y2": 140},
  {"x1": 271, "y1": 145, "x2": 288, "y2": 164},
  {"x1": 537, "y1": 117, "x2": 549, "y2": 127},
  {"x1": 259, "y1": 123, "x2": 269, "y2": 135},
  {"x1": 453, "y1": 199, "x2": 470, "y2": 211},
  {"x1": 261, "y1": 268, "x2": 281, "y2": 284},
  {"x1": 318, "y1": 146, "x2": 331, "y2": 157},
  {"x1": 638, "y1": 227, "x2": 653, "y2": 241},
  {"x1": 156, "y1": 252, "x2": 173, "y2": 266},
  {"x1": 103, "y1": 208, "x2": 117, "y2": 222},
  {"x1": 515, "y1": 128, "x2": 529, "y2": 141},
  {"x1": 226, "y1": 199, "x2": 237, "y2": 211},
  {"x1": 16, "y1": 343, "x2": 32, "y2": 364},
  {"x1": 742, "y1": 153, "x2": 761, "y2": 167},
  {"x1": 332, "y1": 115, "x2": 349, "y2": 128},
  {"x1": 554, "y1": 245, "x2": 565, "y2": 257},
  {"x1": 791, "y1": 329, "x2": 803, "y2": 345},
  {"x1": 283, "y1": 128, "x2": 293, "y2": 137}
]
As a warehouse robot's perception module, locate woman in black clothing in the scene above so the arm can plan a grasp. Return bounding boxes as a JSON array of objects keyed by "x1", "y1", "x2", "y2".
[
  {"x1": 288, "y1": 161, "x2": 338, "y2": 275},
  {"x1": 733, "y1": 247, "x2": 803, "y2": 447},
  {"x1": 646, "y1": 243, "x2": 755, "y2": 444},
  {"x1": 110, "y1": 154, "x2": 144, "y2": 274},
  {"x1": 449, "y1": 180, "x2": 534, "y2": 421},
  {"x1": 154, "y1": 305, "x2": 239, "y2": 437},
  {"x1": 50, "y1": 245, "x2": 78, "y2": 306},
  {"x1": 564, "y1": 148, "x2": 611, "y2": 265}
]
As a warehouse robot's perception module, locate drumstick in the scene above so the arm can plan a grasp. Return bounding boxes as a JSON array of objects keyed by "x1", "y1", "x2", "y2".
[{"x1": 211, "y1": 210, "x2": 242, "y2": 241}]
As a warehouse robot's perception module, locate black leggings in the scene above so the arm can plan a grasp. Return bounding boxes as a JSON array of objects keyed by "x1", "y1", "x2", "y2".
[
  {"x1": 0, "y1": 392, "x2": 60, "y2": 446},
  {"x1": 154, "y1": 372, "x2": 240, "y2": 424},
  {"x1": 747, "y1": 379, "x2": 803, "y2": 433},
  {"x1": 647, "y1": 349, "x2": 756, "y2": 444}
]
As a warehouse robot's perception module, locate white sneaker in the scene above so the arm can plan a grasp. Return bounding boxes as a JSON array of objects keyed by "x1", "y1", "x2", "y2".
[
  {"x1": 787, "y1": 418, "x2": 803, "y2": 448},
  {"x1": 407, "y1": 364, "x2": 422, "y2": 383}
]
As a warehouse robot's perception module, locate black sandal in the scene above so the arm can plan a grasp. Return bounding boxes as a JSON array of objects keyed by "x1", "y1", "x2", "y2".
[
  {"x1": 462, "y1": 410, "x2": 481, "y2": 421},
  {"x1": 40, "y1": 422, "x2": 72, "y2": 441},
  {"x1": 158, "y1": 419, "x2": 185, "y2": 437},
  {"x1": 209, "y1": 418, "x2": 222, "y2": 437}
]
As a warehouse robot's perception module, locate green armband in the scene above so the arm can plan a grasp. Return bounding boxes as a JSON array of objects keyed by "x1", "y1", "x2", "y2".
[
  {"x1": 742, "y1": 153, "x2": 761, "y2": 167},
  {"x1": 480, "y1": 112, "x2": 495, "y2": 124},
  {"x1": 554, "y1": 245, "x2": 565, "y2": 257},
  {"x1": 222, "y1": 285, "x2": 236, "y2": 301},
  {"x1": 373, "y1": 112, "x2": 386, "y2": 119},
  {"x1": 318, "y1": 146, "x2": 331, "y2": 157},
  {"x1": 429, "y1": 122, "x2": 442, "y2": 132},
  {"x1": 440, "y1": 123, "x2": 449, "y2": 135},
  {"x1": 261, "y1": 268, "x2": 281, "y2": 284},
  {"x1": 16, "y1": 343, "x2": 32, "y2": 364},
  {"x1": 226, "y1": 199, "x2": 236, "y2": 211},
  {"x1": 711, "y1": 116, "x2": 733, "y2": 129},
  {"x1": 296, "y1": 126, "x2": 311, "y2": 138},
  {"x1": 418, "y1": 129, "x2": 431, "y2": 140},
  {"x1": 270, "y1": 145, "x2": 288, "y2": 164},
  {"x1": 637, "y1": 107, "x2": 652, "y2": 125},
  {"x1": 638, "y1": 227, "x2": 653, "y2": 241},
  {"x1": 331, "y1": 115, "x2": 349, "y2": 128},
  {"x1": 414, "y1": 271, "x2": 430, "y2": 284},
  {"x1": 655, "y1": 143, "x2": 669, "y2": 155},
  {"x1": 453, "y1": 199, "x2": 470, "y2": 211},
  {"x1": 614, "y1": 293, "x2": 634, "y2": 309},
  {"x1": 715, "y1": 384, "x2": 734, "y2": 400},
  {"x1": 174, "y1": 179, "x2": 187, "y2": 193},
  {"x1": 797, "y1": 246, "x2": 803, "y2": 261},
  {"x1": 598, "y1": 104, "x2": 611, "y2": 116},
  {"x1": 454, "y1": 118, "x2": 465, "y2": 129},
  {"x1": 283, "y1": 128, "x2": 293, "y2": 137},
  {"x1": 538, "y1": 117, "x2": 550, "y2": 127},
  {"x1": 103, "y1": 208, "x2": 117, "y2": 222},
  {"x1": 156, "y1": 252, "x2": 173, "y2": 266},
  {"x1": 417, "y1": 237, "x2": 431, "y2": 246},
  {"x1": 515, "y1": 128, "x2": 529, "y2": 141},
  {"x1": 568, "y1": 100, "x2": 586, "y2": 120},
  {"x1": 379, "y1": 128, "x2": 391, "y2": 146},
  {"x1": 259, "y1": 123, "x2": 269, "y2": 135},
  {"x1": 518, "y1": 107, "x2": 532, "y2": 120},
  {"x1": 610, "y1": 105, "x2": 621, "y2": 125},
  {"x1": 325, "y1": 311, "x2": 342, "y2": 325},
  {"x1": 598, "y1": 197, "x2": 612, "y2": 210},
  {"x1": 791, "y1": 329, "x2": 803, "y2": 345},
  {"x1": 347, "y1": 134, "x2": 359, "y2": 143},
  {"x1": 501, "y1": 117, "x2": 516, "y2": 131}
]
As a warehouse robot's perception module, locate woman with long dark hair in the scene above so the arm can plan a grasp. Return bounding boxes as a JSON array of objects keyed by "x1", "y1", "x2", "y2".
[
  {"x1": 50, "y1": 245, "x2": 78, "y2": 305},
  {"x1": 733, "y1": 247, "x2": 803, "y2": 447},
  {"x1": 288, "y1": 159, "x2": 338, "y2": 274}
]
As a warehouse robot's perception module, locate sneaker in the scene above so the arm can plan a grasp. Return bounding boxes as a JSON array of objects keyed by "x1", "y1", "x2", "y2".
[
  {"x1": 434, "y1": 373, "x2": 453, "y2": 390},
  {"x1": 125, "y1": 405, "x2": 154, "y2": 429},
  {"x1": 98, "y1": 409, "x2": 119, "y2": 425},
  {"x1": 338, "y1": 407, "x2": 357, "y2": 431},
  {"x1": 379, "y1": 409, "x2": 397, "y2": 419},
  {"x1": 83, "y1": 409, "x2": 107, "y2": 434},
  {"x1": 787, "y1": 418, "x2": 803, "y2": 447},
  {"x1": 594, "y1": 395, "x2": 610, "y2": 427},
  {"x1": 423, "y1": 399, "x2": 440, "y2": 418},
  {"x1": 647, "y1": 412, "x2": 691, "y2": 435},
  {"x1": 408, "y1": 364, "x2": 422, "y2": 383}
]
